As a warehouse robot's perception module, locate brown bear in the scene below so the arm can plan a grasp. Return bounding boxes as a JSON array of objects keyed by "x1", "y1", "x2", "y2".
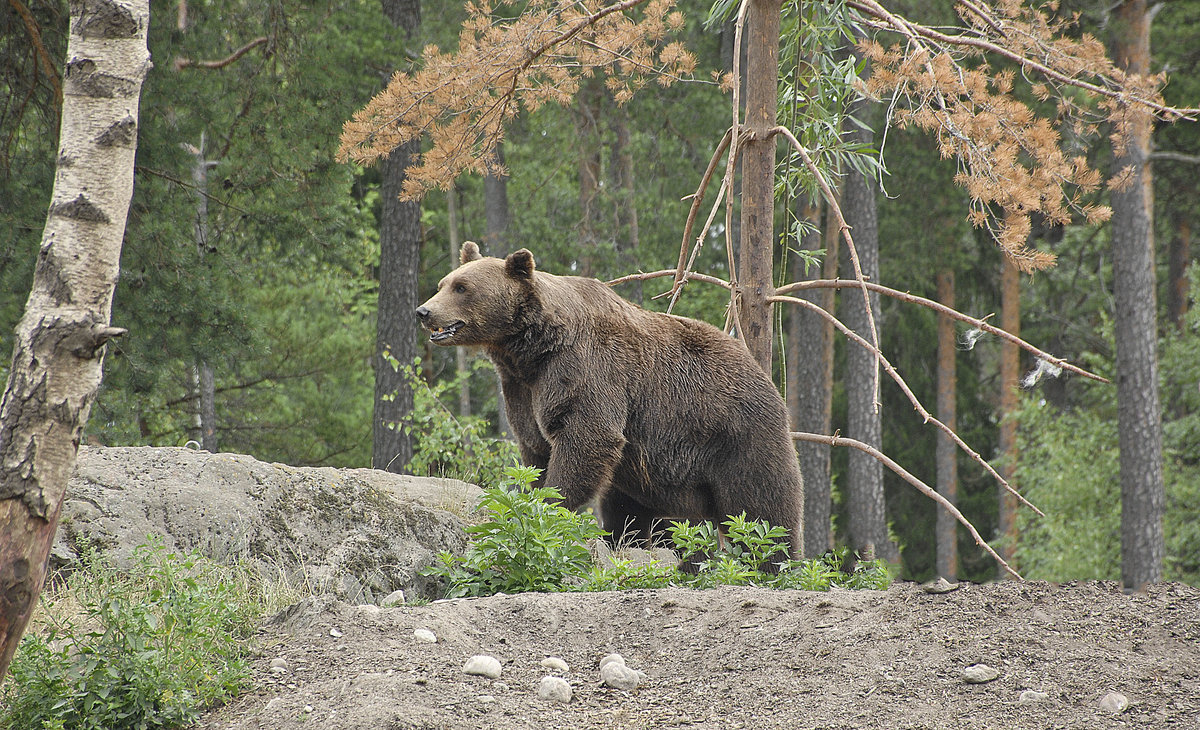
[{"x1": 415, "y1": 242, "x2": 804, "y2": 559}]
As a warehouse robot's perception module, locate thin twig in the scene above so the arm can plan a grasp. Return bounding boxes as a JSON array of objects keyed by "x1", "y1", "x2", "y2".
[
  {"x1": 668, "y1": 128, "x2": 733, "y2": 306},
  {"x1": 767, "y1": 124, "x2": 882, "y2": 411},
  {"x1": 9, "y1": 0, "x2": 61, "y2": 108},
  {"x1": 607, "y1": 269, "x2": 731, "y2": 290},
  {"x1": 772, "y1": 294, "x2": 1042, "y2": 517},
  {"x1": 174, "y1": 36, "x2": 269, "y2": 71},
  {"x1": 775, "y1": 279, "x2": 1108, "y2": 383},
  {"x1": 792, "y1": 430, "x2": 1022, "y2": 580}
]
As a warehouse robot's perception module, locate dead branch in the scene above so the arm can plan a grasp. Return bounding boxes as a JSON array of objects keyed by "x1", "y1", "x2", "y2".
[
  {"x1": 174, "y1": 36, "x2": 268, "y2": 71},
  {"x1": 607, "y1": 269, "x2": 731, "y2": 290},
  {"x1": 668, "y1": 128, "x2": 733, "y2": 304},
  {"x1": 773, "y1": 294, "x2": 1042, "y2": 517},
  {"x1": 775, "y1": 279, "x2": 1108, "y2": 384},
  {"x1": 9, "y1": 0, "x2": 62, "y2": 109},
  {"x1": 767, "y1": 124, "x2": 882, "y2": 411},
  {"x1": 792, "y1": 430, "x2": 1021, "y2": 580}
]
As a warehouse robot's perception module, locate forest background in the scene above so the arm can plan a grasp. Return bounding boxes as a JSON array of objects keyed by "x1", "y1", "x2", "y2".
[{"x1": 2, "y1": 0, "x2": 1198, "y2": 586}]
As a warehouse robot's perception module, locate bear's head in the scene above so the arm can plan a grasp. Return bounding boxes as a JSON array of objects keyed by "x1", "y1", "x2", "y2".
[{"x1": 414, "y1": 241, "x2": 536, "y2": 346}]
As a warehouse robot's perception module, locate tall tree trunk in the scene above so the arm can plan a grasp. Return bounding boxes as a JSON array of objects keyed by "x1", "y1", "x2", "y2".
[
  {"x1": 576, "y1": 77, "x2": 603, "y2": 276},
  {"x1": 1110, "y1": 0, "x2": 1164, "y2": 590},
  {"x1": 737, "y1": 0, "x2": 781, "y2": 372},
  {"x1": 483, "y1": 142, "x2": 509, "y2": 256},
  {"x1": 187, "y1": 132, "x2": 218, "y2": 452},
  {"x1": 789, "y1": 194, "x2": 833, "y2": 557},
  {"x1": 372, "y1": 0, "x2": 422, "y2": 473},
  {"x1": 0, "y1": 0, "x2": 148, "y2": 679},
  {"x1": 446, "y1": 185, "x2": 470, "y2": 418},
  {"x1": 997, "y1": 258, "x2": 1020, "y2": 574},
  {"x1": 611, "y1": 108, "x2": 642, "y2": 303},
  {"x1": 935, "y1": 269, "x2": 959, "y2": 580},
  {"x1": 373, "y1": 139, "x2": 422, "y2": 472},
  {"x1": 1167, "y1": 211, "x2": 1190, "y2": 331},
  {"x1": 840, "y1": 44, "x2": 895, "y2": 562}
]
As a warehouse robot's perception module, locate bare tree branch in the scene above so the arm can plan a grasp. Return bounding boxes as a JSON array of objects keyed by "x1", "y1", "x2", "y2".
[
  {"x1": 792, "y1": 430, "x2": 1021, "y2": 580},
  {"x1": 174, "y1": 36, "x2": 268, "y2": 71}
]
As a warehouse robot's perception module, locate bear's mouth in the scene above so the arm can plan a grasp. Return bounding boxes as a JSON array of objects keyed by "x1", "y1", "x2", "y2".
[{"x1": 428, "y1": 321, "x2": 464, "y2": 342}]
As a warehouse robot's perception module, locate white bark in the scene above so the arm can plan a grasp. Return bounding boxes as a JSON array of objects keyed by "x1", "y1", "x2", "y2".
[{"x1": 0, "y1": 0, "x2": 149, "y2": 678}]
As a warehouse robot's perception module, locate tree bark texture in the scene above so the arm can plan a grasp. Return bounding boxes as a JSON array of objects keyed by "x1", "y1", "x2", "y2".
[
  {"x1": 0, "y1": 0, "x2": 149, "y2": 679},
  {"x1": 1110, "y1": 0, "x2": 1165, "y2": 590},
  {"x1": 1167, "y1": 212, "x2": 1190, "y2": 331},
  {"x1": 935, "y1": 269, "x2": 959, "y2": 580},
  {"x1": 372, "y1": 0, "x2": 422, "y2": 473},
  {"x1": 611, "y1": 108, "x2": 642, "y2": 304},
  {"x1": 736, "y1": 0, "x2": 781, "y2": 372},
  {"x1": 840, "y1": 54, "x2": 895, "y2": 562},
  {"x1": 372, "y1": 139, "x2": 422, "y2": 472},
  {"x1": 997, "y1": 258, "x2": 1020, "y2": 573},
  {"x1": 788, "y1": 194, "x2": 833, "y2": 557},
  {"x1": 576, "y1": 77, "x2": 603, "y2": 276},
  {"x1": 483, "y1": 141, "x2": 510, "y2": 256}
]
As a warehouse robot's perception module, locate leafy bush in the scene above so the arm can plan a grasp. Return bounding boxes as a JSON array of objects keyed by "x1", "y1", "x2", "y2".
[
  {"x1": 427, "y1": 468, "x2": 891, "y2": 596},
  {"x1": 426, "y1": 465, "x2": 606, "y2": 597},
  {"x1": 385, "y1": 353, "x2": 519, "y2": 488},
  {"x1": 0, "y1": 539, "x2": 261, "y2": 730}
]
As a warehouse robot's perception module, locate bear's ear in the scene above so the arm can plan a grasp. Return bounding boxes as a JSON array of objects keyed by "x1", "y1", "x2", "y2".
[
  {"x1": 505, "y1": 249, "x2": 536, "y2": 280},
  {"x1": 460, "y1": 241, "x2": 482, "y2": 265}
]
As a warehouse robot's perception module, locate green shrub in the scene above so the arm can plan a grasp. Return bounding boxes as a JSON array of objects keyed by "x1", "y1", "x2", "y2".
[
  {"x1": 426, "y1": 469, "x2": 891, "y2": 596},
  {"x1": 0, "y1": 538, "x2": 261, "y2": 730},
  {"x1": 385, "y1": 353, "x2": 519, "y2": 488}
]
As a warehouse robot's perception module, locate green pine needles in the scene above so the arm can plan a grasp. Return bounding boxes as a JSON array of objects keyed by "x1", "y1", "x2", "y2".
[{"x1": 427, "y1": 466, "x2": 892, "y2": 597}]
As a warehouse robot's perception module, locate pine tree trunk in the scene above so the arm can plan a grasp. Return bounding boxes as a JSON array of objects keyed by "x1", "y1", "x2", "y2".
[
  {"x1": 840, "y1": 51, "x2": 895, "y2": 562},
  {"x1": 483, "y1": 142, "x2": 509, "y2": 256},
  {"x1": 372, "y1": 0, "x2": 422, "y2": 473},
  {"x1": 372, "y1": 139, "x2": 422, "y2": 472},
  {"x1": 576, "y1": 77, "x2": 603, "y2": 276},
  {"x1": 789, "y1": 194, "x2": 833, "y2": 557},
  {"x1": 1111, "y1": 0, "x2": 1165, "y2": 589},
  {"x1": 611, "y1": 108, "x2": 642, "y2": 304},
  {"x1": 997, "y1": 258, "x2": 1020, "y2": 574},
  {"x1": 0, "y1": 0, "x2": 149, "y2": 679},
  {"x1": 447, "y1": 185, "x2": 470, "y2": 418},
  {"x1": 736, "y1": 0, "x2": 781, "y2": 372},
  {"x1": 935, "y1": 269, "x2": 959, "y2": 580},
  {"x1": 1167, "y1": 212, "x2": 1190, "y2": 331}
]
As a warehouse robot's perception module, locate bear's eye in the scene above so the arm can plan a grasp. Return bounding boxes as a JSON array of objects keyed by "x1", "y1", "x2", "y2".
[{"x1": 454, "y1": 283, "x2": 467, "y2": 294}]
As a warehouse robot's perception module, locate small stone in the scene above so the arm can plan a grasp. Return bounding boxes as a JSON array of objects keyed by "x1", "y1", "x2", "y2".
[
  {"x1": 600, "y1": 660, "x2": 641, "y2": 691},
  {"x1": 962, "y1": 663, "x2": 1001, "y2": 684},
  {"x1": 537, "y1": 676, "x2": 573, "y2": 703},
  {"x1": 922, "y1": 577, "x2": 960, "y2": 594},
  {"x1": 303, "y1": 704, "x2": 313, "y2": 713},
  {"x1": 355, "y1": 604, "x2": 381, "y2": 619},
  {"x1": 477, "y1": 695, "x2": 496, "y2": 704},
  {"x1": 413, "y1": 628, "x2": 438, "y2": 644},
  {"x1": 1099, "y1": 691, "x2": 1129, "y2": 714},
  {"x1": 540, "y1": 656, "x2": 570, "y2": 673},
  {"x1": 463, "y1": 655, "x2": 503, "y2": 679},
  {"x1": 599, "y1": 653, "x2": 625, "y2": 672},
  {"x1": 329, "y1": 627, "x2": 343, "y2": 638},
  {"x1": 1019, "y1": 690, "x2": 1049, "y2": 703},
  {"x1": 269, "y1": 657, "x2": 289, "y2": 673},
  {"x1": 382, "y1": 589, "x2": 406, "y2": 607}
]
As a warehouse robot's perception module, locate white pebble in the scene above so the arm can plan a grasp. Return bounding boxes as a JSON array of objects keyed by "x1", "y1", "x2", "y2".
[
  {"x1": 599, "y1": 653, "x2": 625, "y2": 672},
  {"x1": 463, "y1": 655, "x2": 503, "y2": 679},
  {"x1": 413, "y1": 628, "x2": 438, "y2": 643},
  {"x1": 1099, "y1": 691, "x2": 1129, "y2": 714},
  {"x1": 269, "y1": 657, "x2": 289, "y2": 672},
  {"x1": 382, "y1": 589, "x2": 406, "y2": 607},
  {"x1": 540, "y1": 656, "x2": 570, "y2": 673},
  {"x1": 477, "y1": 694, "x2": 496, "y2": 704},
  {"x1": 600, "y1": 660, "x2": 641, "y2": 691},
  {"x1": 329, "y1": 627, "x2": 343, "y2": 638},
  {"x1": 537, "y1": 676, "x2": 573, "y2": 703},
  {"x1": 1019, "y1": 689, "x2": 1049, "y2": 703},
  {"x1": 962, "y1": 663, "x2": 1000, "y2": 684}
]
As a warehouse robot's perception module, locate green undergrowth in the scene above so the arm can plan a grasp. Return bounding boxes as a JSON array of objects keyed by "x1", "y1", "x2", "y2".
[
  {"x1": 427, "y1": 466, "x2": 892, "y2": 598},
  {"x1": 0, "y1": 538, "x2": 263, "y2": 730}
]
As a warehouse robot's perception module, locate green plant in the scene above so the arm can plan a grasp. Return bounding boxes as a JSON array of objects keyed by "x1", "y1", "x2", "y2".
[
  {"x1": 0, "y1": 538, "x2": 262, "y2": 730},
  {"x1": 385, "y1": 354, "x2": 519, "y2": 488},
  {"x1": 425, "y1": 466, "x2": 606, "y2": 597}
]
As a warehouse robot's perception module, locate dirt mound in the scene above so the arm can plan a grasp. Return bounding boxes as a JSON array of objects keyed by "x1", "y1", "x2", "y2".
[{"x1": 201, "y1": 580, "x2": 1200, "y2": 729}]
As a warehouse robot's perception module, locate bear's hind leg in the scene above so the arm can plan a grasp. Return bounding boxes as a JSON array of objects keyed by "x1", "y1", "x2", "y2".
[{"x1": 598, "y1": 490, "x2": 669, "y2": 549}]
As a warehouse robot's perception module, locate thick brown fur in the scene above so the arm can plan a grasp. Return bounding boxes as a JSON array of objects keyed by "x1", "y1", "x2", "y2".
[{"x1": 416, "y1": 242, "x2": 805, "y2": 558}]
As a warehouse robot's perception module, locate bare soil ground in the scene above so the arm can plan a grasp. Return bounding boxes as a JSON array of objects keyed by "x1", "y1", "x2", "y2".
[{"x1": 201, "y1": 580, "x2": 1200, "y2": 730}]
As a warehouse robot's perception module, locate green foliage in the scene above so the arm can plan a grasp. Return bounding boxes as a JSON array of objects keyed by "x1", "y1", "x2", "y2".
[
  {"x1": 394, "y1": 357, "x2": 519, "y2": 487},
  {"x1": 426, "y1": 466, "x2": 605, "y2": 597},
  {"x1": 428, "y1": 474, "x2": 892, "y2": 597},
  {"x1": 0, "y1": 538, "x2": 261, "y2": 730}
]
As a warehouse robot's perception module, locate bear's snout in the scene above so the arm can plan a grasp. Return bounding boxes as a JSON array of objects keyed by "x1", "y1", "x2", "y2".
[{"x1": 415, "y1": 305, "x2": 431, "y2": 320}]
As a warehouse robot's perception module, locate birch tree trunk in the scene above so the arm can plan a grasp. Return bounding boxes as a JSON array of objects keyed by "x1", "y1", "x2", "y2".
[{"x1": 0, "y1": 0, "x2": 149, "y2": 679}]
